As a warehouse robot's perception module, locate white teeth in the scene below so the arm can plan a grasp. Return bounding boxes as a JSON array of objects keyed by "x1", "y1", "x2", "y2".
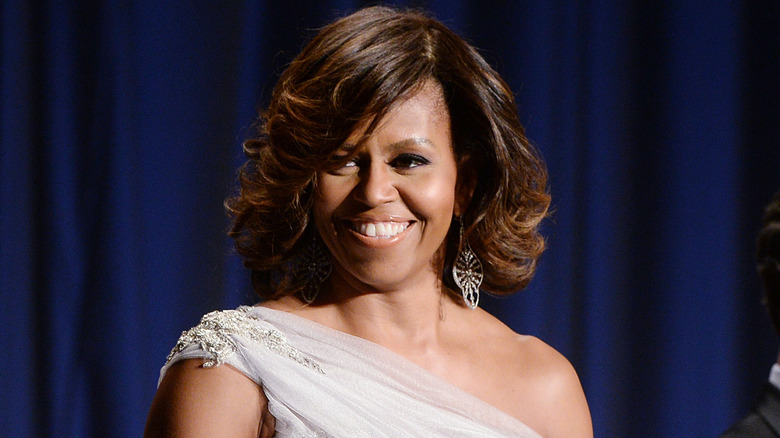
[{"x1": 353, "y1": 222, "x2": 408, "y2": 238}]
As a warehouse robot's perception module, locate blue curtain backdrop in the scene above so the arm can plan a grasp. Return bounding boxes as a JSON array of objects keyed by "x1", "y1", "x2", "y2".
[{"x1": 2, "y1": 1, "x2": 779, "y2": 436}]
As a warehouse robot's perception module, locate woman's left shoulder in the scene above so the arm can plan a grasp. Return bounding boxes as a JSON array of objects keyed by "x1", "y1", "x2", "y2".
[
  {"x1": 478, "y1": 320, "x2": 576, "y2": 397},
  {"x1": 474, "y1": 310, "x2": 574, "y2": 374},
  {"x1": 473, "y1": 312, "x2": 593, "y2": 437},
  {"x1": 513, "y1": 334, "x2": 572, "y2": 374},
  {"x1": 511, "y1": 334, "x2": 583, "y2": 397}
]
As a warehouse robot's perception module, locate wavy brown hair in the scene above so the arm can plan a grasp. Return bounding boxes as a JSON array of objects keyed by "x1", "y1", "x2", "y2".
[{"x1": 226, "y1": 6, "x2": 550, "y2": 300}]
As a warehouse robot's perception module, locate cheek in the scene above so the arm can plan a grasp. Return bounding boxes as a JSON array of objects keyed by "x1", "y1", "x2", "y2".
[
  {"x1": 408, "y1": 172, "x2": 458, "y2": 221},
  {"x1": 313, "y1": 201, "x2": 343, "y2": 242}
]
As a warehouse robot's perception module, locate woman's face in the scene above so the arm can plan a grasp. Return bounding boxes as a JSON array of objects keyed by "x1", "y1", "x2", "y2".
[{"x1": 314, "y1": 82, "x2": 464, "y2": 293}]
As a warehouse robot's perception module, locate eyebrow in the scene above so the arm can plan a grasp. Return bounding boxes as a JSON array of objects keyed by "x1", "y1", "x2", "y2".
[{"x1": 341, "y1": 136, "x2": 435, "y2": 152}]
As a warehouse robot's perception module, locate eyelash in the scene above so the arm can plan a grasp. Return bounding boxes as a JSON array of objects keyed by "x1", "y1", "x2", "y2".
[
  {"x1": 333, "y1": 154, "x2": 430, "y2": 171},
  {"x1": 391, "y1": 154, "x2": 429, "y2": 169}
]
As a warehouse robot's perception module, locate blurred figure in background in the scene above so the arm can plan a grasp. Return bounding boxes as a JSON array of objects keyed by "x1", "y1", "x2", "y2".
[{"x1": 721, "y1": 190, "x2": 780, "y2": 437}]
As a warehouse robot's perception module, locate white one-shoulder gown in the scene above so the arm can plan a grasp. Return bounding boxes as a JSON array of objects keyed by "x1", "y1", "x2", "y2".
[{"x1": 161, "y1": 306, "x2": 543, "y2": 438}]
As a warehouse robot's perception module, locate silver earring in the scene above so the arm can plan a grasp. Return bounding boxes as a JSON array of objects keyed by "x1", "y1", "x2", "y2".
[
  {"x1": 295, "y1": 233, "x2": 332, "y2": 304},
  {"x1": 452, "y1": 219, "x2": 483, "y2": 309}
]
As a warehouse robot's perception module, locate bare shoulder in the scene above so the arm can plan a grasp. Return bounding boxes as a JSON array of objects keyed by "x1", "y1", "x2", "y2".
[
  {"x1": 468, "y1": 311, "x2": 593, "y2": 438},
  {"x1": 144, "y1": 358, "x2": 274, "y2": 438}
]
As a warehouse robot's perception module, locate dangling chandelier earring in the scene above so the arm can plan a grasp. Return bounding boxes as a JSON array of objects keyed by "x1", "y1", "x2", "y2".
[
  {"x1": 452, "y1": 218, "x2": 483, "y2": 309},
  {"x1": 295, "y1": 231, "x2": 332, "y2": 304}
]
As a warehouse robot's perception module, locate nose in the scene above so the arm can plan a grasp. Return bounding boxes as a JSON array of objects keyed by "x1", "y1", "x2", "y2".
[{"x1": 353, "y1": 162, "x2": 397, "y2": 207}]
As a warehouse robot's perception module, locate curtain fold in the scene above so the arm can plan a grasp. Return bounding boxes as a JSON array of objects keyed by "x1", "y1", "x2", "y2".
[{"x1": 2, "y1": 1, "x2": 779, "y2": 436}]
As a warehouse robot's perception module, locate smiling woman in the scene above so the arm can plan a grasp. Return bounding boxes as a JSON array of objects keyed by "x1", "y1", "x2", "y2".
[
  {"x1": 144, "y1": 6, "x2": 592, "y2": 438},
  {"x1": 314, "y1": 81, "x2": 460, "y2": 295}
]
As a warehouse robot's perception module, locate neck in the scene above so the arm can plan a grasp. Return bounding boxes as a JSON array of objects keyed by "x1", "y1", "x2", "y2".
[{"x1": 319, "y1": 268, "x2": 458, "y2": 352}]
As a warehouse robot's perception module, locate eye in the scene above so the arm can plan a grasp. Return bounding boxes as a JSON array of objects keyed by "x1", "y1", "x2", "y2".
[
  {"x1": 326, "y1": 155, "x2": 359, "y2": 175},
  {"x1": 391, "y1": 154, "x2": 430, "y2": 169}
]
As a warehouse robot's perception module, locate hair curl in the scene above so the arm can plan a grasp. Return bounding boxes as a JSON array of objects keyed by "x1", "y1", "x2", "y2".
[
  {"x1": 758, "y1": 190, "x2": 780, "y2": 334},
  {"x1": 226, "y1": 6, "x2": 550, "y2": 300}
]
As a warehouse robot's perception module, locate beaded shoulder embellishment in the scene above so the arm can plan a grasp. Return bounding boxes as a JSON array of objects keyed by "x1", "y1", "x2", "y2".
[{"x1": 166, "y1": 307, "x2": 324, "y2": 374}]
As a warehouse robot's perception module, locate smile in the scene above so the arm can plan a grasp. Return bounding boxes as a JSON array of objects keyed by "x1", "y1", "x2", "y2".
[{"x1": 347, "y1": 221, "x2": 410, "y2": 238}]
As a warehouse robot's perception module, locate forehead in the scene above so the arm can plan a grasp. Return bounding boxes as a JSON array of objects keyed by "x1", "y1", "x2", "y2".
[
  {"x1": 395, "y1": 81, "x2": 448, "y2": 121},
  {"x1": 347, "y1": 81, "x2": 451, "y2": 144}
]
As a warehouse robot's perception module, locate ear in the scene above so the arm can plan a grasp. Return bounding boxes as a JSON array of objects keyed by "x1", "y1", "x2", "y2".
[{"x1": 454, "y1": 156, "x2": 476, "y2": 217}]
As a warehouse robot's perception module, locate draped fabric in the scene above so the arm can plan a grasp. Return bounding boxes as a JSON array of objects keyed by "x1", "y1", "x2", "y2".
[
  {"x1": 2, "y1": 1, "x2": 778, "y2": 437},
  {"x1": 162, "y1": 306, "x2": 543, "y2": 437}
]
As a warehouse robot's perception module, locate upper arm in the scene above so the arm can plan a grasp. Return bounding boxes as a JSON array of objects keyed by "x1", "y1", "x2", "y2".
[
  {"x1": 525, "y1": 339, "x2": 592, "y2": 438},
  {"x1": 144, "y1": 358, "x2": 272, "y2": 438},
  {"x1": 543, "y1": 356, "x2": 593, "y2": 438}
]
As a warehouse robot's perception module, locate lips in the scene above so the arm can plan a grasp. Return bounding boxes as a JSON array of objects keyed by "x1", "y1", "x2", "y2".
[{"x1": 346, "y1": 221, "x2": 411, "y2": 238}]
